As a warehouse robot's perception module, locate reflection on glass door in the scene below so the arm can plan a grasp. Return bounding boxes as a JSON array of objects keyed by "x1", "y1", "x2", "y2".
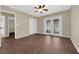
[
  {"x1": 53, "y1": 19, "x2": 59, "y2": 34},
  {"x1": 44, "y1": 17, "x2": 52, "y2": 35},
  {"x1": 44, "y1": 16, "x2": 62, "y2": 36},
  {"x1": 46, "y1": 20, "x2": 51, "y2": 33},
  {"x1": 53, "y1": 16, "x2": 62, "y2": 36}
]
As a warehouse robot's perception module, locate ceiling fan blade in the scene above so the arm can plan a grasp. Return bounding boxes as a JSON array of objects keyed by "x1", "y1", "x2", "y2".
[
  {"x1": 42, "y1": 5, "x2": 45, "y2": 8},
  {"x1": 39, "y1": 5, "x2": 45, "y2": 8},
  {"x1": 34, "y1": 5, "x2": 48, "y2": 13},
  {"x1": 43, "y1": 9, "x2": 48, "y2": 11},
  {"x1": 34, "y1": 10, "x2": 38, "y2": 12},
  {"x1": 40, "y1": 11, "x2": 43, "y2": 13},
  {"x1": 39, "y1": 5, "x2": 42, "y2": 8},
  {"x1": 34, "y1": 7, "x2": 39, "y2": 9}
]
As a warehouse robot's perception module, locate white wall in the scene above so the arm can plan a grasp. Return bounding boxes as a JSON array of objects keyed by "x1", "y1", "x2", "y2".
[
  {"x1": 29, "y1": 17, "x2": 37, "y2": 35},
  {"x1": 0, "y1": 5, "x2": 1, "y2": 47},
  {"x1": 71, "y1": 6, "x2": 79, "y2": 53},
  {"x1": 8, "y1": 17, "x2": 15, "y2": 33}
]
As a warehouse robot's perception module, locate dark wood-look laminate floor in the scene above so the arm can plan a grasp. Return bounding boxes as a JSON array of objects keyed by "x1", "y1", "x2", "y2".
[{"x1": 0, "y1": 33, "x2": 78, "y2": 54}]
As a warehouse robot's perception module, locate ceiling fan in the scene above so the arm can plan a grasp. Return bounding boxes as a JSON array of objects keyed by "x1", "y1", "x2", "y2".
[{"x1": 34, "y1": 5, "x2": 48, "y2": 13}]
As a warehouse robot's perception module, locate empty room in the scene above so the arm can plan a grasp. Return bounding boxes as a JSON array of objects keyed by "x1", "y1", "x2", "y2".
[{"x1": 0, "y1": 5, "x2": 79, "y2": 54}]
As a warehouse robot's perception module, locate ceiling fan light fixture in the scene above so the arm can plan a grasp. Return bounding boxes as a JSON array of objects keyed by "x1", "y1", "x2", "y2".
[
  {"x1": 34, "y1": 5, "x2": 48, "y2": 13},
  {"x1": 39, "y1": 9, "x2": 43, "y2": 12}
]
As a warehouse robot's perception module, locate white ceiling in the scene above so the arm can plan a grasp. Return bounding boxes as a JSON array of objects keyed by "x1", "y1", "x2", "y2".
[{"x1": 6, "y1": 5, "x2": 71, "y2": 17}]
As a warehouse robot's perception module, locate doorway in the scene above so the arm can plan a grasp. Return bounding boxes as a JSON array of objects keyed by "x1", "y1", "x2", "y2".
[
  {"x1": 8, "y1": 16, "x2": 15, "y2": 39},
  {"x1": 29, "y1": 17, "x2": 37, "y2": 35},
  {"x1": 0, "y1": 16, "x2": 5, "y2": 37},
  {"x1": 1, "y1": 10, "x2": 16, "y2": 39},
  {"x1": 44, "y1": 15, "x2": 62, "y2": 36}
]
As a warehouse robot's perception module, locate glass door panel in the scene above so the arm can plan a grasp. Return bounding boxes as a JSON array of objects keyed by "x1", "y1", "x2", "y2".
[
  {"x1": 44, "y1": 17, "x2": 52, "y2": 35},
  {"x1": 53, "y1": 19, "x2": 59, "y2": 34}
]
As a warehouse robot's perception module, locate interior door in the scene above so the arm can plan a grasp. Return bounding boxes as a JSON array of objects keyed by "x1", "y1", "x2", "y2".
[
  {"x1": 29, "y1": 17, "x2": 37, "y2": 35},
  {"x1": 0, "y1": 16, "x2": 5, "y2": 37}
]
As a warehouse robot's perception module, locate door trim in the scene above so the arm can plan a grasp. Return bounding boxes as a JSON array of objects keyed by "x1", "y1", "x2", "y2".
[
  {"x1": 0, "y1": 16, "x2": 6, "y2": 37},
  {"x1": 29, "y1": 17, "x2": 37, "y2": 35},
  {"x1": 44, "y1": 15, "x2": 63, "y2": 36},
  {"x1": 44, "y1": 17, "x2": 51, "y2": 35},
  {"x1": 1, "y1": 10, "x2": 16, "y2": 39},
  {"x1": 52, "y1": 15, "x2": 63, "y2": 36}
]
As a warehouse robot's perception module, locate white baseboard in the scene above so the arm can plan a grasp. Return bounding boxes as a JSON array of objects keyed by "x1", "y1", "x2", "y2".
[
  {"x1": 15, "y1": 33, "x2": 37, "y2": 39},
  {"x1": 15, "y1": 34, "x2": 30, "y2": 39},
  {"x1": 71, "y1": 38, "x2": 79, "y2": 53},
  {"x1": 15, "y1": 33, "x2": 70, "y2": 39},
  {"x1": 60, "y1": 35, "x2": 70, "y2": 38},
  {"x1": 37, "y1": 33, "x2": 70, "y2": 38}
]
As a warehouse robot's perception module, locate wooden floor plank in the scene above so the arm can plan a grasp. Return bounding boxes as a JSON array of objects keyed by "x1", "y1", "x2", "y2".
[{"x1": 0, "y1": 33, "x2": 78, "y2": 54}]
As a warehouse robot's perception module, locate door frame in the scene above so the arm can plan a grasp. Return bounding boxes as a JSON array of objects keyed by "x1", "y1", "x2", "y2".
[
  {"x1": 44, "y1": 15, "x2": 63, "y2": 36},
  {"x1": 44, "y1": 17, "x2": 52, "y2": 35},
  {"x1": 29, "y1": 17, "x2": 37, "y2": 35},
  {"x1": 52, "y1": 15, "x2": 63, "y2": 36},
  {"x1": 0, "y1": 16, "x2": 6, "y2": 37},
  {"x1": 8, "y1": 16, "x2": 15, "y2": 37},
  {"x1": 1, "y1": 10, "x2": 16, "y2": 39}
]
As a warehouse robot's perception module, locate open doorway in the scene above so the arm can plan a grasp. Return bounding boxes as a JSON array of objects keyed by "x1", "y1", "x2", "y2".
[
  {"x1": 29, "y1": 17, "x2": 37, "y2": 35},
  {"x1": 1, "y1": 10, "x2": 16, "y2": 39},
  {"x1": 8, "y1": 16, "x2": 15, "y2": 39}
]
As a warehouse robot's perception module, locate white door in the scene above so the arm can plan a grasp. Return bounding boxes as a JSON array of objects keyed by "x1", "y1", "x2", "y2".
[
  {"x1": 0, "y1": 16, "x2": 5, "y2": 37},
  {"x1": 29, "y1": 18, "x2": 37, "y2": 35},
  {"x1": 44, "y1": 16, "x2": 62, "y2": 36},
  {"x1": 0, "y1": 16, "x2": 5, "y2": 47},
  {"x1": 52, "y1": 16, "x2": 62, "y2": 36},
  {"x1": 44, "y1": 17, "x2": 52, "y2": 35}
]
